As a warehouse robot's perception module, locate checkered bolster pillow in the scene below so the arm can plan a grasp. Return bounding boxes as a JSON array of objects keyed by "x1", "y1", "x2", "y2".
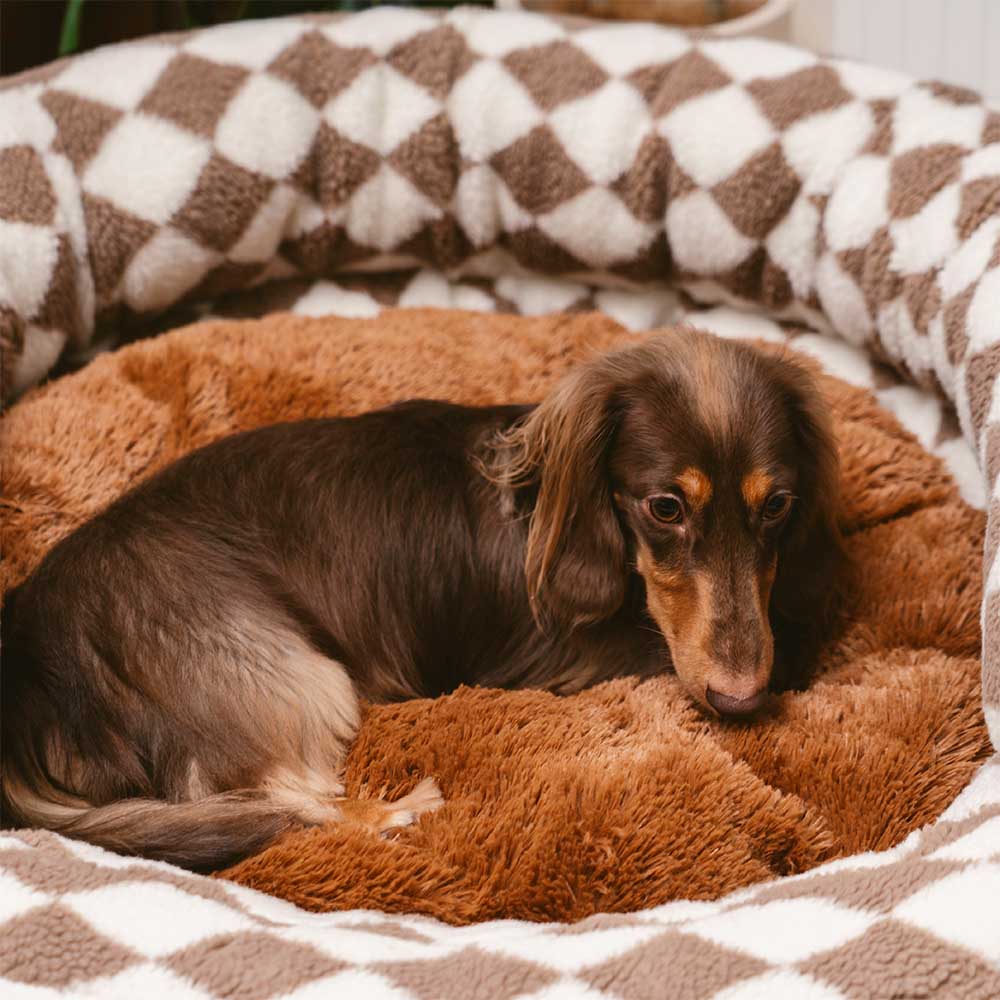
[{"x1": 0, "y1": 6, "x2": 997, "y2": 744}]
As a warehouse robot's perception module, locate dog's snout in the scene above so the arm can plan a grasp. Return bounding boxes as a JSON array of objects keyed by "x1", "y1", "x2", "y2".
[
  {"x1": 713, "y1": 622, "x2": 766, "y2": 675},
  {"x1": 705, "y1": 685, "x2": 768, "y2": 717}
]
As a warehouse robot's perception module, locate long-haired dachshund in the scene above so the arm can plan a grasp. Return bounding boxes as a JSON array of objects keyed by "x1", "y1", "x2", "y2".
[{"x1": 2, "y1": 329, "x2": 841, "y2": 870}]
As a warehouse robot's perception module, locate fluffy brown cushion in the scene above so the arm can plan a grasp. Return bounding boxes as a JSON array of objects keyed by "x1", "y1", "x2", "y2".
[{"x1": 1, "y1": 309, "x2": 989, "y2": 923}]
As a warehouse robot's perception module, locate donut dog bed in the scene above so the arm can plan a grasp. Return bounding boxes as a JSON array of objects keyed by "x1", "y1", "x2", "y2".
[{"x1": 2, "y1": 8, "x2": 999, "y2": 996}]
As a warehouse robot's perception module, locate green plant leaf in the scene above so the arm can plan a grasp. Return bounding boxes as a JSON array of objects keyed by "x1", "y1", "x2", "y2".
[{"x1": 59, "y1": 0, "x2": 86, "y2": 56}]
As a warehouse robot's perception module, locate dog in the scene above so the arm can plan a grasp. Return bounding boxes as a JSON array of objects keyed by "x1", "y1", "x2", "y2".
[{"x1": 1, "y1": 329, "x2": 842, "y2": 870}]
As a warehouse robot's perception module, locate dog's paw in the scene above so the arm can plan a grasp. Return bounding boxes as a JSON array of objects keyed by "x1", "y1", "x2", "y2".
[
  {"x1": 336, "y1": 777, "x2": 444, "y2": 835},
  {"x1": 380, "y1": 777, "x2": 444, "y2": 833},
  {"x1": 397, "y1": 777, "x2": 444, "y2": 815}
]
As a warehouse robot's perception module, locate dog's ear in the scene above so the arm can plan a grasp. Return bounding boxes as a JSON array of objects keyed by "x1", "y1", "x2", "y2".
[
  {"x1": 768, "y1": 355, "x2": 845, "y2": 671},
  {"x1": 497, "y1": 363, "x2": 627, "y2": 631}
]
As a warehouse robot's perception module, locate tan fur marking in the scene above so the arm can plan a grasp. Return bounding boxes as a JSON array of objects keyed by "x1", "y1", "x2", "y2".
[
  {"x1": 263, "y1": 766, "x2": 345, "y2": 825},
  {"x1": 742, "y1": 469, "x2": 775, "y2": 509},
  {"x1": 748, "y1": 555, "x2": 778, "y2": 693},
  {"x1": 676, "y1": 467, "x2": 712, "y2": 510},
  {"x1": 229, "y1": 622, "x2": 361, "y2": 777},
  {"x1": 637, "y1": 544, "x2": 718, "y2": 705},
  {"x1": 637, "y1": 542, "x2": 776, "y2": 708},
  {"x1": 759, "y1": 554, "x2": 778, "y2": 607},
  {"x1": 636, "y1": 545, "x2": 685, "y2": 593},
  {"x1": 186, "y1": 760, "x2": 211, "y2": 801},
  {"x1": 690, "y1": 334, "x2": 735, "y2": 434}
]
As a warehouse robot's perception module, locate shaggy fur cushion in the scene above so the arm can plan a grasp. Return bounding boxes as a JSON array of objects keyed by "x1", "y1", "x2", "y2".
[{"x1": 1, "y1": 309, "x2": 989, "y2": 923}]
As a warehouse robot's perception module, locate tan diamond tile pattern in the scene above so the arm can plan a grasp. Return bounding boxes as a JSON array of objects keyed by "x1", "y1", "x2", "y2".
[
  {"x1": 0, "y1": 902, "x2": 141, "y2": 988},
  {"x1": 167, "y1": 932, "x2": 347, "y2": 999},
  {"x1": 374, "y1": 946, "x2": 559, "y2": 1000},
  {"x1": 1, "y1": 7, "x2": 1000, "y2": 995}
]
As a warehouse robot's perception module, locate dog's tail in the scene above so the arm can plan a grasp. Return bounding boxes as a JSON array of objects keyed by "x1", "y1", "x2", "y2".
[
  {"x1": 1, "y1": 593, "x2": 293, "y2": 872},
  {"x1": 1, "y1": 769, "x2": 294, "y2": 872}
]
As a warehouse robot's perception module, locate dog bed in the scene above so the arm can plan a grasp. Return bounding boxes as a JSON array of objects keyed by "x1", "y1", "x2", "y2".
[
  {"x1": 2, "y1": 7, "x2": 999, "y2": 996},
  {"x1": 3, "y1": 306, "x2": 992, "y2": 923}
]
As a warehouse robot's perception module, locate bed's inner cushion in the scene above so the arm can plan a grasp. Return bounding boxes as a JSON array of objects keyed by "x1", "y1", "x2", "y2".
[{"x1": 0, "y1": 309, "x2": 988, "y2": 923}]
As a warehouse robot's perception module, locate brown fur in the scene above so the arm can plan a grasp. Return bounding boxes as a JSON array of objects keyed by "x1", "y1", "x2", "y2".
[
  {"x1": 0, "y1": 309, "x2": 989, "y2": 920},
  {"x1": 487, "y1": 329, "x2": 842, "y2": 708}
]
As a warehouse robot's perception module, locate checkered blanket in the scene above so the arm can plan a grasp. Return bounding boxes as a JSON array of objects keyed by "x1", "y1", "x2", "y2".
[{"x1": 1, "y1": 7, "x2": 999, "y2": 996}]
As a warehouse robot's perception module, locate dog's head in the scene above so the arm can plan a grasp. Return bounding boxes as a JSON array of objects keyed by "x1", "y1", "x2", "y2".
[{"x1": 496, "y1": 328, "x2": 842, "y2": 717}]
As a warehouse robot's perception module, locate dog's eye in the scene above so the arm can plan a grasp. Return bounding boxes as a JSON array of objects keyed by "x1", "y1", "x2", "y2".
[
  {"x1": 646, "y1": 494, "x2": 684, "y2": 524},
  {"x1": 762, "y1": 492, "x2": 793, "y2": 521}
]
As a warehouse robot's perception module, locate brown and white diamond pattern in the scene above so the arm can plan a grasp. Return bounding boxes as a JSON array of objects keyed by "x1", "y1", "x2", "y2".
[
  {"x1": 0, "y1": 84, "x2": 91, "y2": 394},
  {"x1": 2, "y1": 13, "x2": 1000, "y2": 980},
  {"x1": 6, "y1": 2, "x2": 1000, "y2": 374},
  {"x1": 0, "y1": 8, "x2": 989, "y2": 383},
  {"x1": 16, "y1": 22, "x2": 307, "y2": 331}
]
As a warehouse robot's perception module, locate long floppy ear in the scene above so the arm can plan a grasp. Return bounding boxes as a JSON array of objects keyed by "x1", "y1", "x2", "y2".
[
  {"x1": 494, "y1": 363, "x2": 627, "y2": 631},
  {"x1": 767, "y1": 354, "x2": 846, "y2": 672}
]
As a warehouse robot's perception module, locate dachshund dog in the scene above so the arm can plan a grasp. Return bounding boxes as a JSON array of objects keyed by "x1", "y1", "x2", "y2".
[{"x1": 1, "y1": 329, "x2": 841, "y2": 870}]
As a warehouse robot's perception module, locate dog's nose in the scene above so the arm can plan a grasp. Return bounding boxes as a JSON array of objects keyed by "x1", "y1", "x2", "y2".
[{"x1": 705, "y1": 685, "x2": 767, "y2": 717}]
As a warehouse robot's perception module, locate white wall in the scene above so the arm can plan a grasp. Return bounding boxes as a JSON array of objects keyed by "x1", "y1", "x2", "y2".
[{"x1": 792, "y1": 0, "x2": 1000, "y2": 99}]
